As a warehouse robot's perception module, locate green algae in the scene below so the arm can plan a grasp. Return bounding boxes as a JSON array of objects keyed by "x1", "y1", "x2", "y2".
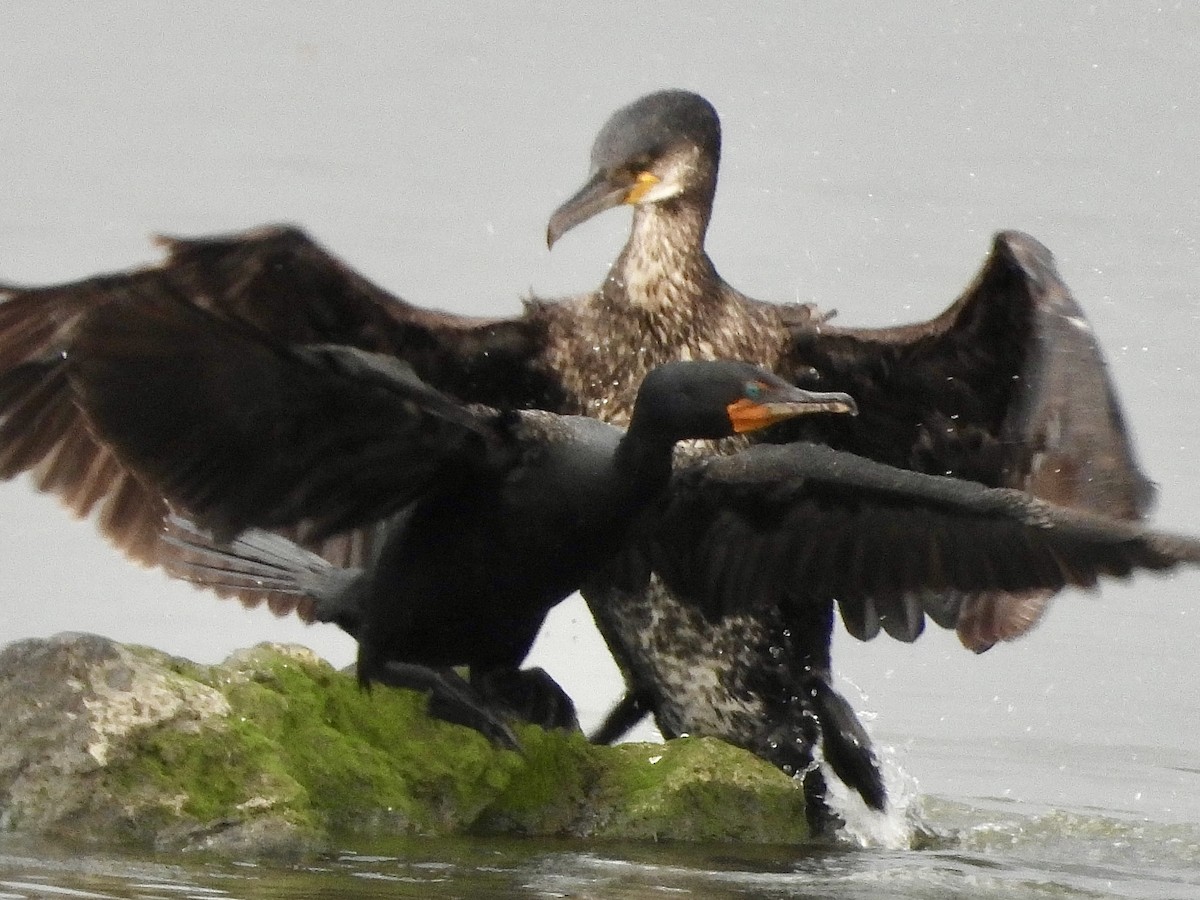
[
  {"x1": 216, "y1": 649, "x2": 522, "y2": 832},
  {"x1": 597, "y1": 738, "x2": 811, "y2": 843},
  {"x1": 98, "y1": 711, "x2": 314, "y2": 844},
  {"x1": 100, "y1": 644, "x2": 526, "y2": 845},
  {"x1": 478, "y1": 730, "x2": 811, "y2": 843},
  {"x1": 1, "y1": 637, "x2": 809, "y2": 853},
  {"x1": 476, "y1": 725, "x2": 607, "y2": 834}
]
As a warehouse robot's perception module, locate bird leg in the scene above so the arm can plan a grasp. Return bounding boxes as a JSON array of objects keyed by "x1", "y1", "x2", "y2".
[
  {"x1": 754, "y1": 699, "x2": 844, "y2": 837},
  {"x1": 804, "y1": 674, "x2": 886, "y2": 813},
  {"x1": 753, "y1": 667, "x2": 887, "y2": 838},
  {"x1": 588, "y1": 688, "x2": 654, "y2": 745}
]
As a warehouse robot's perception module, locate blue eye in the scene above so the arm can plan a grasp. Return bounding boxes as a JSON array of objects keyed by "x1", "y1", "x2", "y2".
[{"x1": 745, "y1": 381, "x2": 763, "y2": 400}]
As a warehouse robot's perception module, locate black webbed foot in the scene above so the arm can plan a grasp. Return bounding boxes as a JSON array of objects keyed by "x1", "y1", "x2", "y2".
[
  {"x1": 799, "y1": 765, "x2": 846, "y2": 838},
  {"x1": 589, "y1": 688, "x2": 654, "y2": 744},
  {"x1": 372, "y1": 661, "x2": 521, "y2": 750},
  {"x1": 472, "y1": 667, "x2": 580, "y2": 732}
]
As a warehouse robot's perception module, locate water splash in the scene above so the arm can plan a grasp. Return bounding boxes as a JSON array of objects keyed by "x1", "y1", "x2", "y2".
[{"x1": 823, "y1": 740, "x2": 927, "y2": 851}]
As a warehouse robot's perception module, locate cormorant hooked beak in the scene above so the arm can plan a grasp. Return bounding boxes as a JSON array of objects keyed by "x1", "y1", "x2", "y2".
[
  {"x1": 546, "y1": 169, "x2": 669, "y2": 248},
  {"x1": 727, "y1": 384, "x2": 858, "y2": 434}
]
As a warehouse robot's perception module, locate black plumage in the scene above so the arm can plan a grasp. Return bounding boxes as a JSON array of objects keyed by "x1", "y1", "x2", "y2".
[
  {"x1": 43, "y1": 297, "x2": 1200, "y2": 826},
  {"x1": 0, "y1": 89, "x2": 1157, "y2": 824},
  {"x1": 42, "y1": 289, "x2": 1200, "y2": 825},
  {"x1": 60, "y1": 292, "x2": 854, "y2": 744},
  {"x1": 601, "y1": 443, "x2": 1196, "y2": 813}
]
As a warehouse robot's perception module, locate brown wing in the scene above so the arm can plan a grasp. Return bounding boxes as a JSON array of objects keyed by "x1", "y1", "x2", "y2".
[
  {"x1": 0, "y1": 225, "x2": 557, "y2": 580},
  {"x1": 780, "y1": 230, "x2": 1152, "y2": 514},
  {"x1": 638, "y1": 442, "x2": 1196, "y2": 649},
  {"x1": 774, "y1": 230, "x2": 1154, "y2": 649}
]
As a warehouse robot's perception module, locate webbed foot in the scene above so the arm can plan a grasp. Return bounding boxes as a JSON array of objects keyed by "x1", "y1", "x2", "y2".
[{"x1": 473, "y1": 666, "x2": 580, "y2": 732}]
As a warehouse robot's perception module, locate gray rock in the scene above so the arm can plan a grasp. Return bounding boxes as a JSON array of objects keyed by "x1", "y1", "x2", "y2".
[{"x1": 0, "y1": 633, "x2": 809, "y2": 854}]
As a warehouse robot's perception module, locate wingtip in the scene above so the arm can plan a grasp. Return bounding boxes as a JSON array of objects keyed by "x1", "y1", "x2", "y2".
[
  {"x1": 151, "y1": 223, "x2": 311, "y2": 260},
  {"x1": 955, "y1": 589, "x2": 1055, "y2": 652},
  {"x1": 991, "y1": 230, "x2": 1060, "y2": 286}
]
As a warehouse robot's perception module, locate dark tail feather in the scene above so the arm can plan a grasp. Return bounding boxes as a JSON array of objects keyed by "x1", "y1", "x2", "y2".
[
  {"x1": 162, "y1": 515, "x2": 332, "y2": 592},
  {"x1": 162, "y1": 515, "x2": 364, "y2": 629},
  {"x1": 809, "y1": 678, "x2": 887, "y2": 811}
]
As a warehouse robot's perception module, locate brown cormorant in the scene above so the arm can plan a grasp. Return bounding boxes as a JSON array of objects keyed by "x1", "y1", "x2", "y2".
[
  {"x1": 0, "y1": 90, "x2": 1154, "y2": 821},
  {"x1": 541, "y1": 90, "x2": 1155, "y2": 777},
  {"x1": 41, "y1": 288, "x2": 1200, "y2": 826}
]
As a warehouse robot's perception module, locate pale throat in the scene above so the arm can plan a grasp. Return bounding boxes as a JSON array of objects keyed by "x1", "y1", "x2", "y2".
[{"x1": 607, "y1": 200, "x2": 717, "y2": 313}]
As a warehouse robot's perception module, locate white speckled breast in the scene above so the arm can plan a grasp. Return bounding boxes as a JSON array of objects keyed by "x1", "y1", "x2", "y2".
[{"x1": 599, "y1": 573, "x2": 772, "y2": 739}]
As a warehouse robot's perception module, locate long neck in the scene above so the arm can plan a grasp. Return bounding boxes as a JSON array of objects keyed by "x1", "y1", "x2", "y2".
[
  {"x1": 604, "y1": 195, "x2": 721, "y2": 312},
  {"x1": 612, "y1": 424, "x2": 678, "y2": 503}
]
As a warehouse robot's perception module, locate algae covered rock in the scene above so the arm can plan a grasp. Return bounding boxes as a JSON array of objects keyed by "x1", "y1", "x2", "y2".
[
  {"x1": 0, "y1": 633, "x2": 808, "y2": 853},
  {"x1": 481, "y1": 728, "x2": 811, "y2": 844}
]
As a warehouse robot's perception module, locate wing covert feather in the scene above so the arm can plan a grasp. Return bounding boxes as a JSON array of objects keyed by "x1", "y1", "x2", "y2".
[
  {"x1": 778, "y1": 231, "x2": 1154, "y2": 519},
  {"x1": 641, "y1": 442, "x2": 1198, "y2": 646},
  {"x1": 67, "y1": 293, "x2": 494, "y2": 543},
  {"x1": 1, "y1": 225, "x2": 549, "y2": 578}
]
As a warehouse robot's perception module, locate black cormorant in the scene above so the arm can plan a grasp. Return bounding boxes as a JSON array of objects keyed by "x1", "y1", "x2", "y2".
[
  {"x1": 56, "y1": 290, "x2": 854, "y2": 745},
  {"x1": 0, "y1": 90, "x2": 1154, "y2": 819},
  {"x1": 39, "y1": 290, "x2": 1200, "y2": 830}
]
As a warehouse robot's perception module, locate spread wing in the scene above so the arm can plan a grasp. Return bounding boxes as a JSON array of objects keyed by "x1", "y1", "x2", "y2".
[
  {"x1": 67, "y1": 293, "x2": 496, "y2": 542},
  {"x1": 779, "y1": 230, "x2": 1153, "y2": 517},
  {"x1": 626, "y1": 442, "x2": 1197, "y2": 649},
  {"x1": 774, "y1": 231, "x2": 1154, "y2": 650},
  {"x1": 0, "y1": 225, "x2": 550, "y2": 569},
  {"x1": 6, "y1": 287, "x2": 505, "y2": 617}
]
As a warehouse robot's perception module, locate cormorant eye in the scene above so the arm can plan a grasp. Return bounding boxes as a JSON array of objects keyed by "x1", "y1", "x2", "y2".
[{"x1": 744, "y1": 381, "x2": 764, "y2": 400}]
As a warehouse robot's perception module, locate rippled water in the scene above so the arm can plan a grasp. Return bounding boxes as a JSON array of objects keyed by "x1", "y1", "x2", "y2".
[
  {"x1": 2, "y1": 2, "x2": 1199, "y2": 897},
  {"x1": 3, "y1": 792, "x2": 1200, "y2": 899}
]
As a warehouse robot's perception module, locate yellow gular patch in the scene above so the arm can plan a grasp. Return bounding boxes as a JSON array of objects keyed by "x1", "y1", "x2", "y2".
[{"x1": 624, "y1": 172, "x2": 661, "y2": 205}]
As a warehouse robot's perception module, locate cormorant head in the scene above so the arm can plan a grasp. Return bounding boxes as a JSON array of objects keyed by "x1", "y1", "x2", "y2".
[
  {"x1": 631, "y1": 360, "x2": 857, "y2": 444},
  {"x1": 547, "y1": 90, "x2": 721, "y2": 248}
]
